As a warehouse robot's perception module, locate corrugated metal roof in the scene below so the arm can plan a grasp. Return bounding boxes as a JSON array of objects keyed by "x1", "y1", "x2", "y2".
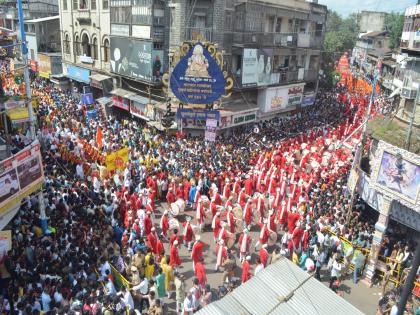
[{"x1": 196, "y1": 258, "x2": 365, "y2": 315}]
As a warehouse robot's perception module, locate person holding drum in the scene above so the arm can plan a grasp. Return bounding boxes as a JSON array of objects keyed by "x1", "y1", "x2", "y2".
[
  {"x1": 238, "y1": 229, "x2": 252, "y2": 263},
  {"x1": 214, "y1": 240, "x2": 228, "y2": 272},
  {"x1": 255, "y1": 220, "x2": 270, "y2": 250},
  {"x1": 182, "y1": 216, "x2": 194, "y2": 251},
  {"x1": 259, "y1": 244, "x2": 269, "y2": 267},
  {"x1": 159, "y1": 210, "x2": 169, "y2": 240},
  {"x1": 241, "y1": 256, "x2": 251, "y2": 284}
]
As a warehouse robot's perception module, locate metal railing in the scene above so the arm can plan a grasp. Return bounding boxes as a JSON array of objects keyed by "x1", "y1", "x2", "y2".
[{"x1": 185, "y1": 27, "x2": 213, "y2": 42}]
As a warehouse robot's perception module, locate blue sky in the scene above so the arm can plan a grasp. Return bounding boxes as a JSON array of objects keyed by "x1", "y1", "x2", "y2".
[{"x1": 318, "y1": 0, "x2": 417, "y2": 17}]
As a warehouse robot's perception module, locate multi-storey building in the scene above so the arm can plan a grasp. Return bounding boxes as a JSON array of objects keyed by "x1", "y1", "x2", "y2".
[
  {"x1": 57, "y1": 0, "x2": 327, "y2": 131},
  {"x1": 393, "y1": 4, "x2": 420, "y2": 127},
  {"x1": 0, "y1": 0, "x2": 58, "y2": 31},
  {"x1": 59, "y1": 0, "x2": 113, "y2": 98}
]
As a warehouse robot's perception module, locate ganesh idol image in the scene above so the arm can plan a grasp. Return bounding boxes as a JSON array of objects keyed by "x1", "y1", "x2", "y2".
[{"x1": 186, "y1": 44, "x2": 210, "y2": 78}]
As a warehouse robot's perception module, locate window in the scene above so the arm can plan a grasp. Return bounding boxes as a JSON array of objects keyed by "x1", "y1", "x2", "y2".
[
  {"x1": 79, "y1": 0, "x2": 87, "y2": 9},
  {"x1": 30, "y1": 49, "x2": 35, "y2": 60},
  {"x1": 62, "y1": 0, "x2": 67, "y2": 10},
  {"x1": 74, "y1": 35, "x2": 81, "y2": 56},
  {"x1": 73, "y1": 0, "x2": 78, "y2": 9},
  {"x1": 275, "y1": 18, "x2": 282, "y2": 33},
  {"x1": 64, "y1": 34, "x2": 70, "y2": 54},
  {"x1": 91, "y1": 0, "x2": 96, "y2": 9},
  {"x1": 103, "y1": 0, "x2": 108, "y2": 9},
  {"x1": 81, "y1": 33, "x2": 90, "y2": 56},
  {"x1": 92, "y1": 37, "x2": 98, "y2": 59},
  {"x1": 103, "y1": 38, "x2": 110, "y2": 62},
  {"x1": 24, "y1": 24, "x2": 29, "y2": 32}
]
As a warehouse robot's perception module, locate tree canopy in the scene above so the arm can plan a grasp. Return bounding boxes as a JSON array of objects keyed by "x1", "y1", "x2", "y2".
[{"x1": 384, "y1": 12, "x2": 404, "y2": 50}]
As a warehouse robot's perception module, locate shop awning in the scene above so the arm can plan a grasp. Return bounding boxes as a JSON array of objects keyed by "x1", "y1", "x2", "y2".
[
  {"x1": 128, "y1": 94, "x2": 149, "y2": 104},
  {"x1": 6, "y1": 107, "x2": 32, "y2": 123},
  {"x1": 147, "y1": 121, "x2": 177, "y2": 131},
  {"x1": 110, "y1": 88, "x2": 136, "y2": 99},
  {"x1": 388, "y1": 87, "x2": 402, "y2": 98},
  {"x1": 96, "y1": 96, "x2": 113, "y2": 106},
  {"x1": 90, "y1": 73, "x2": 112, "y2": 82}
]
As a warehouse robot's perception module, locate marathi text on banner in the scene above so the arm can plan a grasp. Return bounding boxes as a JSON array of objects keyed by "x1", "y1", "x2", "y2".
[{"x1": 106, "y1": 147, "x2": 129, "y2": 172}]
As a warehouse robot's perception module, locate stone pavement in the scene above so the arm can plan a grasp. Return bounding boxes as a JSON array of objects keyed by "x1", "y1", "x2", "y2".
[{"x1": 155, "y1": 203, "x2": 379, "y2": 315}]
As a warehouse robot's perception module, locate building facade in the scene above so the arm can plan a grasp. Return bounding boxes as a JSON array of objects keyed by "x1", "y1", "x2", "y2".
[
  {"x1": 358, "y1": 10, "x2": 386, "y2": 33},
  {"x1": 393, "y1": 4, "x2": 420, "y2": 126},
  {"x1": 59, "y1": 0, "x2": 113, "y2": 98},
  {"x1": 0, "y1": 0, "x2": 58, "y2": 31},
  {"x1": 56, "y1": 0, "x2": 327, "y2": 131}
]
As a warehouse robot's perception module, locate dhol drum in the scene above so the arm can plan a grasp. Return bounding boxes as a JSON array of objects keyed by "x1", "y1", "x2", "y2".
[
  {"x1": 232, "y1": 205, "x2": 243, "y2": 220},
  {"x1": 167, "y1": 218, "x2": 180, "y2": 237},
  {"x1": 268, "y1": 232, "x2": 278, "y2": 246},
  {"x1": 170, "y1": 199, "x2": 185, "y2": 216},
  {"x1": 253, "y1": 210, "x2": 261, "y2": 225},
  {"x1": 227, "y1": 235, "x2": 235, "y2": 249},
  {"x1": 201, "y1": 195, "x2": 210, "y2": 208},
  {"x1": 235, "y1": 218, "x2": 243, "y2": 232},
  {"x1": 204, "y1": 209, "x2": 212, "y2": 225}
]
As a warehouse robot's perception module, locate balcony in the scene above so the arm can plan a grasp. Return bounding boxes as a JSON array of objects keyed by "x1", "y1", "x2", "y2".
[
  {"x1": 305, "y1": 69, "x2": 318, "y2": 81},
  {"x1": 185, "y1": 27, "x2": 213, "y2": 42},
  {"x1": 76, "y1": 10, "x2": 91, "y2": 26},
  {"x1": 233, "y1": 32, "x2": 297, "y2": 47},
  {"x1": 297, "y1": 33, "x2": 310, "y2": 48},
  {"x1": 310, "y1": 36, "x2": 323, "y2": 49}
]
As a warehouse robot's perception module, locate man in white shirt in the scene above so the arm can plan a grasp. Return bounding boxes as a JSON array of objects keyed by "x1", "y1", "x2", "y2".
[
  {"x1": 183, "y1": 292, "x2": 197, "y2": 315},
  {"x1": 117, "y1": 287, "x2": 134, "y2": 310},
  {"x1": 41, "y1": 289, "x2": 51, "y2": 312},
  {"x1": 254, "y1": 262, "x2": 264, "y2": 275}
]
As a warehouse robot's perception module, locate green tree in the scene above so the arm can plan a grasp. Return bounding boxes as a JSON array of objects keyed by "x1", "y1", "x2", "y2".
[{"x1": 385, "y1": 12, "x2": 404, "y2": 50}]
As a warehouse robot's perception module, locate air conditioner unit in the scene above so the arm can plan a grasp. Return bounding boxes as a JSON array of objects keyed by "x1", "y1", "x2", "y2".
[{"x1": 401, "y1": 87, "x2": 417, "y2": 99}]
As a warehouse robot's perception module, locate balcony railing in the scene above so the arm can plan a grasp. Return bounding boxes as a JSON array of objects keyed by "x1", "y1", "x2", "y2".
[
  {"x1": 305, "y1": 69, "x2": 318, "y2": 81},
  {"x1": 185, "y1": 27, "x2": 213, "y2": 42},
  {"x1": 233, "y1": 32, "x2": 297, "y2": 47}
]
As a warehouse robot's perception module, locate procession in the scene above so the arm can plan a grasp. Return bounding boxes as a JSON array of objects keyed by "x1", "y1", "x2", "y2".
[
  {"x1": 0, "y1": 50, "x2": 404, "y2": 315},
  {"x1": 0, "y1": 0, "x2": 419, "y2": 313}
]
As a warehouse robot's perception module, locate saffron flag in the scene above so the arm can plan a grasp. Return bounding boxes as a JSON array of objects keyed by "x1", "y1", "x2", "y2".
[{"x1": 96, "y1": 126, "x2": 103, "y2": 149}]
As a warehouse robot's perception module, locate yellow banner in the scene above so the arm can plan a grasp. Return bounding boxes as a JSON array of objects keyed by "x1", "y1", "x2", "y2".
[
  {"x1": 106, "y1": 147, "x2": 129, "y2": 172},
  {"x1": 39, "y1": 71, "x2": 50, "y2": 79}
]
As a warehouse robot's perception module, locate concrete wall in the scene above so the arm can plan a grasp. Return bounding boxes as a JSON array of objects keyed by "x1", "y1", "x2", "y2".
[
  {"x1": 359, "y1": 11, "x2": 386, "y2": 33},
  {"x1": 59, "y1": 0, "x2": 111, "y2": 72}
]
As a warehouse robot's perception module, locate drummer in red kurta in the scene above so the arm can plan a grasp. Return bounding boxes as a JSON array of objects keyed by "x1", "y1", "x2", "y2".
[
  {"x1": 147, "y1": 227, "x2": 158, "y2": 252},
  {"x1": 169, "y1": 240, "x2": 182, "y2": 269},
  {"x1": 191, "y1": 235, "x2": 207, "y2": 270},
  {"x1": 144, "y1": 211, "x2": 153, "y2": 235},
  {"x1": 243, "y1": 199, "x2": 253, "y2": 227},
  {"x1": 259, "y1": 244, "x2": 269, "y2": 267},
  {"x1": 241, "y1": 256, "x2": 251, "y2": 284},
  {"x1": 182, "y1": 216, "x2": 194, "y2": 251},
  {"x1": 176, "y1": 183, "x2": 184, "y2": 200},
  {"x1": 159, "y1": 210, "x2": 169, "y2": 239},
  {"x1": 244, "y1": 174, "x2": 253, "y2": 196},
  {"x1": 211, "y1": 212, "x2": 221, "y2": 243},
  {"x1": 183, "y1": 179, "x2": 191, "y2": 201},
  {"x1": 195, "y1": 258, "x2": 207, "y2": 288},
  {"x1": 166, "y1": 189, "x2": 175, "y2": 205}
]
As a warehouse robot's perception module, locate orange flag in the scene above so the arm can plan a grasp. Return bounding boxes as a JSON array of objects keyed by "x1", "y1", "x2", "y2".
[{"x1": 96, "y1": 126, "x2": 103, "y2": 149}]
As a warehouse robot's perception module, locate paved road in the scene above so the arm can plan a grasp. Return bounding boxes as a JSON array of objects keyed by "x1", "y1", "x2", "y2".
[{"x1": 152, "y1": 202, "x2": 378, "y2": 314}]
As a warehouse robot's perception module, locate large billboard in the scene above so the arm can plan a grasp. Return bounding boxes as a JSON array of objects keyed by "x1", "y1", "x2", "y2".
[
  {"x1": 170, "y1": 43, "x2": 227, "y2": 104},
  {"x1": 0, "y1": 142, "x2": 44, "y2": 215},
  {"x1": 241, "y1": 48, "x2": 272, "y2": 87},
  {"x1": 110, "y1": 37, "x2": 155, "y2": 81}
]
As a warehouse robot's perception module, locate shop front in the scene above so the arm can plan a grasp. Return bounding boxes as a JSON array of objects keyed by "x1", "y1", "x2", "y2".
[
  {"x1": 129, "y1": 95, "x2": 155, "y2": 121},
  {"x1": 90, "y1": 72, "x2": 113, "y2": 99},
  {"x1": 110, "y1": 88, "x2": 135, "y2": 119},
  {"x1": 65, "y1": 64, "x2": 91, "y2": 93}
]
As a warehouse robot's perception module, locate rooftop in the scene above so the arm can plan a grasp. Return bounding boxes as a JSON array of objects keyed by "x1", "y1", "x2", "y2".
[
  {"x1": 197, "y1": 258, "x2": 365, "y2": 315},
  {"x1": 361, "y1": 30, "x2": 388, "y2": 38},
  {"x1": 24, "y1": 15, "x2": 59, "y2": 23}
]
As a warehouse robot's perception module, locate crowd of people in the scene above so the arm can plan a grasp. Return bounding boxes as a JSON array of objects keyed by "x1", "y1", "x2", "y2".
[{"x1": 0, "y1": 57, "x2": 416, "y2": 315}]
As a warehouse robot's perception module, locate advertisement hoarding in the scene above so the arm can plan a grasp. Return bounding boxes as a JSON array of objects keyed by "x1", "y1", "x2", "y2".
[
  {"x1": 257, "y1": 48, "x2": 273, "y2": 86},
  {"x1": 302, "y1": 94, "x2": 316, "y2": 107},
  {"x1": 110, "y1": 37, "x2": 155, "y2": 81},
  {"x1": 170, "y1": 43, "x2": 226, "y2": 104},
  {"x1": 38, "y1": 53, "x2": 51, "y2": 78},
  {"x1": 258, "y1": 86, "x2": 289, "y2": 113},
  {"x1": 0, "y1": 142, "x2": 44, "y2": 215},
  {"x1": 205, "y1": 119, "x2": 217, "y2": 142},
  {"x1": 288, "y1": 84, "x2": 304, "y2": 106},
  {"x1": 242, "y1": 49, "x2": 258, "y2": 86}
]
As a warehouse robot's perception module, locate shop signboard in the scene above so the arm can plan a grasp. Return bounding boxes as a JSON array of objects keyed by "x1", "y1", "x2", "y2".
[
  {"x1": 170, "y1": 43, "x2": 226, "y2": 104},
  {"x1": 232, "y1": 113, "x2": 256, "y2": 126},
  {"x1": 302, "y1": 94, "x2": 316, "y2": 107},
  {"x1": 205, "y1": 119, "x2": 217, "y2": 142},
  {"x1": 241, "y1": 48, "x2": 273, "y2": 87},
  {"x1": 288, "y1": 85, "x2": 304, "y2": 106},
  {"x1": 38, "y1": 53, "x2": 51, "y2": 78},
  {"x1": 82, "y1": 93, "x2": 94, "y2": 105},
  {"x1": 0, "y1": 141, "x2": 44, "y2": 216},
  {"x1": 258, "y1": 86, "x2": 289, "y2": 113},
  {"x1": 67, "y1": 65, "x2": 91, "y2": 83},
  {"x1": 176, "y1": 108, "x2": 220, "y2": 121},
  {"x1": 110, "y1": 37, "x2": 154, "y2": 81}
]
